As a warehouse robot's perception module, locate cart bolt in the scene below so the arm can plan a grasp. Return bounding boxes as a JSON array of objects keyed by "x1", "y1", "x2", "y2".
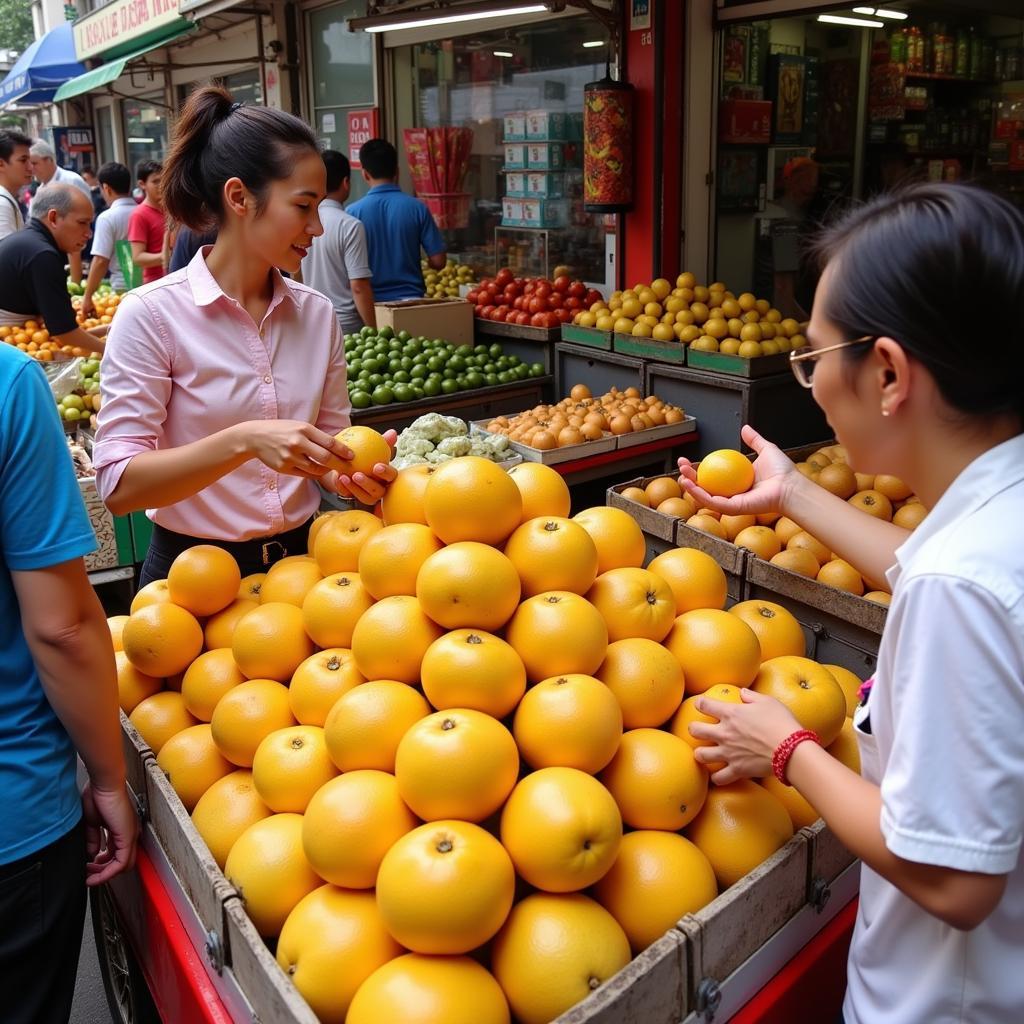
[
  {"x1": 810, "y1": 876, "x2": 832, "y2": 913},
  {"x1": 695, "y1": 977, "x2": 722, "y2": 1019},
  {"x1": 205, "y1": 929, "x2": 225, "y2": 975}
]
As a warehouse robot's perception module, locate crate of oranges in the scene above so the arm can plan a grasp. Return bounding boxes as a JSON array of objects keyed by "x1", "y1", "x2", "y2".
[{"x1": 0, "y1": 320, "x2": 67, "y2": 361}]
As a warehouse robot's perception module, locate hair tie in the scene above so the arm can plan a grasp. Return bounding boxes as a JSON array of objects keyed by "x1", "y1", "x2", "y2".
[{"x1": 230, "y1": 101, "x2": 242, "y2": 113}]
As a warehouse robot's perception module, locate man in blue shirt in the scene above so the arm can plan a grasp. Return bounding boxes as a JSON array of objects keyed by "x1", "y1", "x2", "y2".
[
  {"x1": 0, "y1": 345, "x2": 137, "y2": 1020},
  {"x1": 347, "y1": 138, "x2": 447, "y2": 302}
]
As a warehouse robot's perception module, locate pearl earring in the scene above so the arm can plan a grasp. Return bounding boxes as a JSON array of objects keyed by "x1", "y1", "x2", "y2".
[{"x1": 881, "y1": 407, "x2": 891, "y2": 417}]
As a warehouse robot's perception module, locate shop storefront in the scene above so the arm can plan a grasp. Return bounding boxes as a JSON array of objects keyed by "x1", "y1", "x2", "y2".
[{"x1": 709, "y1": 0, "x2": 1024, "y2": 315}]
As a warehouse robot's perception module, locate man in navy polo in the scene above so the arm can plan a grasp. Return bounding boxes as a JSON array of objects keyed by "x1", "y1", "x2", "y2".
[{"x1": 347, "y1": 139, "x2": 446, "y2": 302}]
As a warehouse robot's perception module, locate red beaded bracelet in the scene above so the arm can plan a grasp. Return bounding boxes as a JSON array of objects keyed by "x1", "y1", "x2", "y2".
[{"x1": 772, "y1": 729, "x2": 820, "y2": 784}]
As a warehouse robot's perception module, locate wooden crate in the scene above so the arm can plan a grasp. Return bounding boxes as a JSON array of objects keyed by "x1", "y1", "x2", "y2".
[
  {"x1": 801, "y1": 820, "x2": 858, "y2": 896},
  {"x1": 686, "y1": 347, "x2": 791, "y2": 378},
  {"x1": 644, "y1": 363, "x2": 830, "y2": 457},
  {"x1": 613, "y1": 333, "x2": 686, "y2": 364},
  {"x1": 555, "y1": 343, "x2": 645, "y2": 404},
  {"x1": 560, "y1": 323, "x2": 614, "y2": 350},
  {"x1": 475, "y1": 318, "x2": 561, "y2": 343},
  {"x1": 120, "y1": 712, "x2": 154, "y2": 811}
]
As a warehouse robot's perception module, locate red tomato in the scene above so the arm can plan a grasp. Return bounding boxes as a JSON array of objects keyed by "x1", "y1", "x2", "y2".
[
  {"x1": 547, "y1": 293, "x2": 564, "y2": 310},
  {"x1": 467, "y1": 290, "x2": 479, "y2": 303},
  {"x1": 535, "y1": 282, "x2": 552, "y2": 299},
  {"x1": 553, "y1": 275, "x2": 571, "y2": 293},
  {"x1": 516, "y1": 311, "x2": 531, "y2": 325},
  {"x1": 489, "y1": 307, "x2": 507, "y2": 322},
  {"x1": 478, "y1": 278, "x2": 491, "y2": 290},
  {"x1": 495, "y1": 268, "x2": 514, "y2": 288},
  {"x1": 474, "y1": 304, "x2": 485, "y2": 317},
  {"x1": 568, "y1": 282, "x2": 587, "y2": 299},
  {"x1": 564, "y1": 296, "x2": 582, "y2": 310},
  {"x1": 530, "y1": 312, "x2": 548, "y2": 327},
  {"x1": 527, "y1": 297, "x2": 545, "y2": 314},
  {"x1": 480, "y1": 305, "x2": 496, "y2": 318},
  {"x1": 585, "y1": 289, "x2": 603, "y2": 307},
  {"x1": 544, "y1": 312, "x2": 562, "y2": 328}
]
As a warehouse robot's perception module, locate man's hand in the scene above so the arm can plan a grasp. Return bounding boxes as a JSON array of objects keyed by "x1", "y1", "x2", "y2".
[
  {"x1": 80, "y1": 294, "x2": 95, "y2": 318},
  {"x1": 82, "y1": 781, "x2": 139, "y2": 886}
]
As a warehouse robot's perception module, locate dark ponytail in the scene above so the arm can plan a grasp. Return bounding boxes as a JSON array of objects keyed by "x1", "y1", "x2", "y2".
[
  {"x1": 163, "y1": 84, "x2": 320, "y2": 231},
  {"x1": 813, "y1": 182, "x2": 1024, "y2": 426}
]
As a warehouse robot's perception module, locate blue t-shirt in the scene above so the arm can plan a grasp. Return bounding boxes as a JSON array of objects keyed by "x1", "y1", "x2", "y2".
[
  {"x1": 347, "y1": 184, "x2": 445, "y2": 302},
  {"x1": 0, "y1": 346, "x2": 96, "y2": 864}
]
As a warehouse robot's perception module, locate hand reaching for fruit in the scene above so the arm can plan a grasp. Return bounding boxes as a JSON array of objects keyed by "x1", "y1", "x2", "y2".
[
  {"x1": 678, "y1": 426, "x2": 797, "y2": 516},
  {"x1": 245, "y1": 420, "x2": 358, "y2": 480},
  {"x1": 324, "y1": 426, "x2": 399, "y2": 506}
]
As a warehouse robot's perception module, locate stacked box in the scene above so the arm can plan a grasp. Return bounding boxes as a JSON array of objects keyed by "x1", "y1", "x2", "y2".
[
  {"x1": 504, "y1": 143, "x2": 528, "y2": 169},
  {"x1": 526, "y1": 110, "x2": 571, "y2": 140},
  {"x1": 526, "y1": 142, "x2": 566, "y2": 170},
  {"x1": 501, "y1": 197, "x2": 525, "y2": 225},
  {"x1": 519, "y1": 198, "x2": 570, "y2": 228},
  {"x1": 503, "y1": 113, "x2": 527, "y2": 141}
]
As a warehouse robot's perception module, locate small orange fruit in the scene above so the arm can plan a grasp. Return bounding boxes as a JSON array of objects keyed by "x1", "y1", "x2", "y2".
[
  {"x1": 347, "y1": 954, "x2": 510, "y2": 1024},
  {"x1": 358, "y1": 523, "x2": 443, "y2": 599},
  {"x1": 491, "y1": 893, "x2": 629, "y2": 1024},
  {"x1": 420, "y1": 629, "x2": 526, "y2": 718},
  {"x1": 302, "y1": 770, "x2": 417, "y2": 888},
  {"x1": 259, "y1": 557, "x2": 323, "y2": 607},
  {"x1": 893, "y1": 502, "x2": 927, "y2": 530},
  {"x1": 669, "y1": 684, "x2": 745, "y2": 772},
  {"x1": 313, "y1": 510, "x2": 384, "y2": 575},
  {"x1": 769, "y1": 548, "x2": 820, "y2": 579},
  {"x1": 787, "y1": 530, "x2": 831, "y2": 565},
  {"x1": 395, "y1": 709, "x2": 519, "y2": 822},
  {"x1": 289, "y1": 648, "x2": 363, "y2": 726},
  {"x1": 620, "y1": 486, "x2": 649, "y2": 506},
  {"x1": 237, "y1": 573, "x2": 266, "y2": 600},
  {"x1": 596, "y1": 637, "x2": 685, "y2": 729},
  {"x1": 167, "y1": 545, "x2": 241, "y2": 616},
  {"x1": 416, "y1": 542, "x2": 521, "y2": 631},
  {"x1": 204, "y1": 598, "x2": 259, "y2": 650},
  {"x1": 224, "y1": 813, "x2": 322, "y2": 938},
  {"x1": 424, "y1": 456, "x2": 522, "y2": 546},
  {"x1": 376, "y1": 820, "x2": 515, "y2": 954},
  {"x1": 729, "y1": 599, "x2": 806, "y2": 661},
  {"x1": 644, "y1": 475, "x2": 682, "y2": 507},
  {"x1": 500, "y1": 767, "x2": 622, "y2": 892},
  {"x1": 601, "y1": 728, "x2": 708, "y2": 830},
  {"x1": 593, "y1": 831, "x2": 718, "y2": 953},
  {"x1": 657, "y1": 495, "x2": 698, "y2": 519},
  {"x1": 252, "y1": 725, "x2": 338, "y2": 813},
  {"x1": 210, "y1": 679, "x2": 296, "y2": 767},
  {"x1": 506, "y1": 591, "x2": 608, "y2": 683},
  {"x1": 664, "y1": 609, "x2": 761, "y2": 694},
  {"x1": 816, "y1": 462, "x2": 857, "y2": 499},
  {"x1": 720, "y1": 513, "x2": 757, "y2": 541},
  {"x1": 508, "y1": 461, "x2": 571, "y2": 521},
  {"x1": 696, "y1": 449, "x2": 754, "y2": 497},
  {"x1": 107, "y1": 615, "x2": 129, "y2": 652},
  {"x1": 823, "y1": 664, "x2": 863, "y2": 717},
  {"x1": 687, "y1": 512, "x2": 728, "y2": 539},
  {"x1": 128, "y1": 691, "x2": 197, "y2": 754},
  {"x1": 586, "y1": 567, "x2": 676, "y2": 643},
  {"x1": 191, "y1": 769, "x2": 272, "y2": 869},
  {"x1": 276, "y1": 887, "x2": 403, "y2": 1024},
  {"x1": 130, "y1": 578, "x2": 172, "y2": 613},
  {"x1": 848, "y1": 489, "x2": 894, "y2": 521},
  {"x1": 733, "y1": 525, "x2": 782, "y2": 560},
  {"x1": 817, "y1": 558, "x2": 865, "y2": 595},
  {"x1": 863, "y1": 590, "x2": 891, "y2": 606},
  {"x1": 647, "y1": 547, "x2": 728, "y2": 613},
  {"x1": 301, "y1": 572, "x2": 375, "y2": 649},
  {"x1": 873, "y1": 474, "x2": 912, "y2": 501},
  {"x1": 122, "y1": 603, "x2": 204, "y2": 678},
  {"x1": 380, "y1": 465, "x2": 434, "y2": 526},
  {"x1": 115, "y1": 651, "x2": 163, "y2": 714},
  {"x1": 156, "y1": 723, "x2": 233, "y2": 812},
  {"x1": 751, "y1": 656, "x2": 847, "y2": 746},
  {"x1": 686, "y1": 780, "x2": 794, "y2": 888},
  {"x1": 351, "y1": 595, "x2": 443, "y2": 684},
  {"x1": 324, "y1": 680, "x2": 430, "y2": 773},
  {"x1": 774, "y1": 516, "x2": 803, "y2": 545},
  {"x1": 761, "y1": 775, "x2": 819, "y2": 829},
  {"x1": 333, "y1": 425, "x2": 392, "y2": 477},
  {"x1": 828, "y1": 717, "x2": 861, "y2": 772},
  {"x1": 181, "y1": 647, "x2": 246, "y2": 722},
  {"x1": 307, "y1": 513, "x2": 341, "y2": 555},
  {"x1": 232, "y1": 602, "x2": 315, "y2": 682},
  {"x1": 504, "y1": 517, "x2": 599, "y2": 597},
  {"x1": 572, "y1": 507, "x2": 646, "y2": 573},
  {"x1": 512, "y1": 673, "x2": 622, "y2": 773}
]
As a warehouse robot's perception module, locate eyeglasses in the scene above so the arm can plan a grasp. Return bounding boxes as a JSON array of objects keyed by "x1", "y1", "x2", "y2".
[{"x1": 789, "y1": 335, "x2": 875, "y2": 388}]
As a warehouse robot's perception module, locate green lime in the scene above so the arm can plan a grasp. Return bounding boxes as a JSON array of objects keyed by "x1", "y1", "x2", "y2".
[
  {"x1": 423, "y1": 379, "x2": 442, "y2": 397},
  {"x1": 393, "y1": 384, "x2": 415, "y2": 402},
  {"x1": 350, "y1": 390, "x2": 372, "y2": 409},
  {"x1": 440, "y1": 379, "x2": 459, "y2": 395},
  {"x1": 371, "y1": 385, "x2": 394, "y2": 405},
  {"x1": 378, "y1": 326, "x2": 394, "y2": 340}
]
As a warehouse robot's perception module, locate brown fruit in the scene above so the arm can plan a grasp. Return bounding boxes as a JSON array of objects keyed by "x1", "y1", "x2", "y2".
[
  {"x1": 816, "y1": 559, "x2": 865, "y2": 596},
  {"x1": 620, "y1": 487, "x2": 650, "y2": 506},
  {"x1": 657, "y1": 496, "x2": 698, "y2": 519},
  {"x1": 854, "y1": 472, "x2": 875, "y2": 491},
  {"x1": 787, "y1": 531, "x2": 831, "y2": 565},
  {"x1": 873, "y1": 475, "x2": 912, "y2": 501},
  {"x1": 644, "y1": 477, "x2": 682, "y2": 507},
  {"x1": 893, "y1": 503, "x2": 927, "y2": 530},
  {"x1": 769, "y1": 549, "x2": 820, "y2": 579},
  {"x1": 816, "y1": 462, "x2": 857, "y2": 499},
  {"x1": 848, "y1": 490, "x2": 893, "y2": 521},
  {"x1": 686, "y1": 514, "x2": 727, "y2": 539}
]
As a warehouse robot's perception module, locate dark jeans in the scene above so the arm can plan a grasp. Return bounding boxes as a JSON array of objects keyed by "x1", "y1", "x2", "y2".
[
  {"x1": 0, "y1": 822, "x2": 86, "y2": 1024},
  {"x1": 138, "y1": 520, "x2": 314, "y2": 589}
]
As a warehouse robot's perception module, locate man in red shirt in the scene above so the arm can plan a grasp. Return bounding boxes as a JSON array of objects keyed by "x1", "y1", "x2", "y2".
[{"x1": 127, "y1": 161, "x2": 165, "y2": 284}]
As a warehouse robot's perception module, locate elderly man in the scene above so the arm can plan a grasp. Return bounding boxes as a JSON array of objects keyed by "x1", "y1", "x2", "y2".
[
  {"x1": 0, "y1": 184, "x2": 106, "y2": 356},
  {"x1": 29, "y1": 141, "x2": 91, "y2": 285}
]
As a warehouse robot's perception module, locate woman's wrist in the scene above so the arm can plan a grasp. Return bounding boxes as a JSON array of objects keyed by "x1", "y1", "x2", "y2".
[{"x1": 779, "y1": 466, "x2": 814, "y2": 521}]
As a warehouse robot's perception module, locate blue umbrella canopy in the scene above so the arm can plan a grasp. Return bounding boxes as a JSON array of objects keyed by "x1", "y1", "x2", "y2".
[{"x1": 0, "y1": 23, "x2": 86, "y2": 107}]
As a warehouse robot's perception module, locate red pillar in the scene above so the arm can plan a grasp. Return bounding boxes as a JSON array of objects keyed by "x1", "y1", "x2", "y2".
[{"x1": 621, "y1": 0, "x2": 685, "y2": 287}]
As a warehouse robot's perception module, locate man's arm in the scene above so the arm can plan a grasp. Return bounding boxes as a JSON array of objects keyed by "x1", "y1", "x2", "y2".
[
  {"x1": 351, "y1": 278, "x2": 376, "y2": 328},
  {"x1": 426, "y1": 252, "x2": 447, "y2": 271},
  {"x1": 82, "y1": 255, "x2": 110, "y2": 316},
  {"x1": 68, "y1": 251, "x2": 82, "y2": 284},
  {"x1": 54, "y1": 325, "x2": 105, "y2": 356},
  {"x1": 130, "y1": 240, "x2": 164, "y2": 269}
]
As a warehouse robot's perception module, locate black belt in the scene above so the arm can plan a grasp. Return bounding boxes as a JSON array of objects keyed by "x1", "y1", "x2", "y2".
[{"x1": 149, "y1": 519, "x2": 314, "y2": 569}]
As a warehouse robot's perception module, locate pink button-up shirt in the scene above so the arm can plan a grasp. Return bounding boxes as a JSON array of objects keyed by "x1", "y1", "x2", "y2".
[{"x1": 94, "y1": 247, "x2": 351, "y2": 542}]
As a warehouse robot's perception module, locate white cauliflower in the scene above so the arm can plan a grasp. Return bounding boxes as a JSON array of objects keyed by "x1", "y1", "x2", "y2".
[
  {"x1": 437, "y1": 435, "x2": 472, "y2": 457},
  {"x1": 395, "y1": 435, "x2": 434, "y2": 458}
]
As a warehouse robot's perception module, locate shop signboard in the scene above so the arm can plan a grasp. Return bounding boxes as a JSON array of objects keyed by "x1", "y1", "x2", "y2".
[
  {"x1": 50, "y1": 126, "x2": 96, "y2": 175},
  {"x1": 74, "y1": 0, "x2": 182, "y2": 62},
  {"x1": 347, "y1": 109, "x2": 378, "y2": 169}
]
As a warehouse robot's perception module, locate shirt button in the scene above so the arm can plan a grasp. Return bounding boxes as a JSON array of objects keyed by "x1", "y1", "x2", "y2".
[
  {"x1": 264, "y1": 375, "x2": 272, "y2": 384},
  {"x1": 268, "y1": 480, "x2": 277, "y2": 491}
]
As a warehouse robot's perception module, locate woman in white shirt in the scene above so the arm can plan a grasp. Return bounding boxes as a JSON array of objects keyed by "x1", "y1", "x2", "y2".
[{"x1": 678, "y1": 182, "x2": 1024, "y2": 1024}]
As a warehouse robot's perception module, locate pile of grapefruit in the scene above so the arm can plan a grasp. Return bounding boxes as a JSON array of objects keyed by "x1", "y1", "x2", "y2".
[{"x1": 111, "y1": 448, "x2": 862, "y2": 1024}]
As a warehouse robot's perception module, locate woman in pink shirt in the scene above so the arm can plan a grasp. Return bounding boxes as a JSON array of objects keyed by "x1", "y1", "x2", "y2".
[{"x1": 94, "y1": 86, "x2": 394, "y2": 585}]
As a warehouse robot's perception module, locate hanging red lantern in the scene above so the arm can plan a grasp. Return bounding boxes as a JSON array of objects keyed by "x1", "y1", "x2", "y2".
[{"x1": 583, "y1": 74, "x2": 634, "y2": 212}]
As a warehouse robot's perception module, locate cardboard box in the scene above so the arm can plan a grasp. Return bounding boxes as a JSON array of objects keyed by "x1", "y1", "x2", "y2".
[
  {"x1": 504, "y1": 172, "x2": 528, "y2": 197},
  {"x1": 502, "y1": 197, "x2": 525, "y2": 225},
  {"x1": 374, "y1": 298, "x2": 474, "y2": 347},
  {"x1": 519, "y1": 198, "x2": 569, "y2": 228},
  {"x1": 525, "y1": 110, "x2": 571, "y2": 140},
  {"x1": 503, "y1": 113, "x2": 527, "y2": 141},
  {"x1": 504, "y1": 144, "x2": 528, "y2": 169},
  {"x1": 526, "y1": 142, "x2": 566, "y2": 170},
  {"x1": 719, "y1": 99, "x2": 772, "y2": 144}
]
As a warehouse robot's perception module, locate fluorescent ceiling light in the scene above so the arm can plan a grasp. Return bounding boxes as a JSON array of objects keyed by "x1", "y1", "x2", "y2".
[
  {"x1": 493, "y1": 50, "x2": 514, "y2": 57},
  {"x1": 853, "y1": 5, "x2": 908, "y2": 17},
  {"x1": 127, "y1": 137, "x2": 155, "y2": 143},
  {"x1": 583, "y1": 40, "x2": 605, "y2": 48},
  {"x1": 817, "y1": 14, "x2": 884, "y2": 27},
  {"x1": 356, "y1": 3, "x2": 550, "y2": 33}
]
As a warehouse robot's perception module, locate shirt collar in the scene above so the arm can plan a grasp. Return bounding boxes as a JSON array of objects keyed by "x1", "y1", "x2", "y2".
[
  {"x1": 368, "y1": 183, "x2": 401, "y2": 194},
  {"x1": 28, "y1": 217, "x2": 59, "y2": 252},
  {"x1": 320, "y1": 198, "x2": 344, "y2": 211},
  {"x1": 889, "y1": 432, "x2": 1024, "y2": 585},
  {"x1": 186, "y1": 244, "x2": 298, "y2": 312},
  {"x1": 110, "y1": 197, "x2": 136, "y2": 208}
]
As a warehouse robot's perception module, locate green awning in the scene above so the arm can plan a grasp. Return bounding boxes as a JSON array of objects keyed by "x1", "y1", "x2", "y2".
[{"x1": 54, "y1": 24, "x2": 195, "y2": 101}]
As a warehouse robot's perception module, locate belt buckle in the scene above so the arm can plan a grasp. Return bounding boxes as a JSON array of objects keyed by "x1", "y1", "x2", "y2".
[{"x1": 261, "y1": 540, "x2": 286, "y2": 566}]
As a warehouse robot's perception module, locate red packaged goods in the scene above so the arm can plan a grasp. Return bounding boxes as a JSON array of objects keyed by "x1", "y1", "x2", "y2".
[{"x1": 718, "y1": 100, "x2": 772, "y2": 144}]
